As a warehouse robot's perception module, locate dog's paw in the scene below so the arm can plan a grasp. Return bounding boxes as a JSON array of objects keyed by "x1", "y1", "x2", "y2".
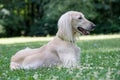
[{"x1": 10, "y1": 62, "x2": 20, "y2": 70}]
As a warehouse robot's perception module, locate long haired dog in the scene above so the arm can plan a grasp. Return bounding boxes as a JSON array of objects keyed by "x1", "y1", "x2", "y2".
[{"x1": 10, "y1": 11, "x2": 96, "y2": 70}]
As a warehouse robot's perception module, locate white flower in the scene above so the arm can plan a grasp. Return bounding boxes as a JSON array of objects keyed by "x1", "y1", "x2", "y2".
[
  {"x1": 117, "y1": 70, "x2": 120, "y2": 75},
  {"x1": 33, "y1": 72, "x2": 38, "y2": 80},
  {"x1": 93, "y1": 71, "x2": 98, "y2": 78},
  {"x1": 51, "y1": 76, "x2": 59, "y2": 80},
  {"x1": 75, "y1": 72, "x2": 81, "y2": 78},
  {"x1": 106, "y1": 67, "x2": 112, "y2": 80},
  {"x1": 98, "y1": 67, "x2": 104, "y2": 70}
]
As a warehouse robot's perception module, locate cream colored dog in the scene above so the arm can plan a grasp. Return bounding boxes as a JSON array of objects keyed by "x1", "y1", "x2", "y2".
[{"x1": 10, "y1": 11, "x2": 95, "y2": 70}]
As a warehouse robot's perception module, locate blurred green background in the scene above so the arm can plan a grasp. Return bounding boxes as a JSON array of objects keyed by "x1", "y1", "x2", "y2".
[{"x1": 0, "y1": 0, "x2": 120, "y2": 37}]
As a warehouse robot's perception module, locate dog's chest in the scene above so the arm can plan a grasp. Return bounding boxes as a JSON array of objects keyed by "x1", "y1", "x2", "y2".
[{"x1": 57, "y1": 46, "x2": 80, "y2": 67}]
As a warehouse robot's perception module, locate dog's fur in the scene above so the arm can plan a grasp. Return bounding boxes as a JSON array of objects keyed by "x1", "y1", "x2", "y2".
[{"x1": 10, "y1": 11, "x2": 95, "y2": 70}]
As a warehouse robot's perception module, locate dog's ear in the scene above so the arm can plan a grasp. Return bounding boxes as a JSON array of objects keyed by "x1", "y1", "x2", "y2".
[{"x1": 57, "y1": 12, "x2": 74, "y2": 42}]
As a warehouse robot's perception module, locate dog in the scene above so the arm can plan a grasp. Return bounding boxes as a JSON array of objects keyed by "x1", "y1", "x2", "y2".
[{"x1": 10, "y1": 11, "x2": 96, "y2": 70}]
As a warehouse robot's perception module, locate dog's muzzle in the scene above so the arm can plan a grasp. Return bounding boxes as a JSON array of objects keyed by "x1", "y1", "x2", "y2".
[{"x1": 78, "y1": 23, "x2": 96, "y2": 35}]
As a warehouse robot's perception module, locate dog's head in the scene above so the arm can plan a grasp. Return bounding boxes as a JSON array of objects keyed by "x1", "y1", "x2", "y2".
[
  {"x1": 57, "y1": 11, "x2": 96, "y2": 42},
  {"x1": 70, "y1": 11, "x2": 96, "y2": 35}
]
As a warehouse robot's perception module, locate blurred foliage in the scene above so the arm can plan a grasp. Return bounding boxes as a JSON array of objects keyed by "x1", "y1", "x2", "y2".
[
  {"x1": 0, "y1": 0, "x2": 120, "y2": 37},
  {"x1": 94, "y1": 0, "x2": 120, "y2": 34}
]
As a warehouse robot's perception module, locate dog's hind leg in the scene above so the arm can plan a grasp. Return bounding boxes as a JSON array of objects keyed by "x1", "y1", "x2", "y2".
[{"x1": 21, "y1": 54, "x2": 44, "y2": 69}]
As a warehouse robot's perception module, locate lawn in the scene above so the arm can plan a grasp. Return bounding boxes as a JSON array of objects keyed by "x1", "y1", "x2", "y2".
[{"x1": 0, "y1": 34, "x2": 120, "y2": 80}]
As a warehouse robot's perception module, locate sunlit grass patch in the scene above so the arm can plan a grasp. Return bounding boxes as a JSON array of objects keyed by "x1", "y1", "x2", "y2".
[
  {"x1": 79, "y1": 34, "x2": 120, "y2": 41},
  {"x1": 0, "y1": 34, "x2": 120, "y2": 44},
  {"x1": 0, "y1": 37, "x2": 53, "y2": 44},
  {"x1": 0, "y1": 34, "x2": 120, "y2": 80}
]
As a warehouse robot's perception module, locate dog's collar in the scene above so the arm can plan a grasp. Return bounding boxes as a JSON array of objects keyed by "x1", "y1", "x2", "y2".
[{"x1": 57, "y1": 36, "x2": 75, "y2": 43}]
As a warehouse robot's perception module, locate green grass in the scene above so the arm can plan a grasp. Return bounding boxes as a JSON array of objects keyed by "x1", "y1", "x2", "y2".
[{"x1": 0, "y1": 34, "x2": 120, "y2": 80}]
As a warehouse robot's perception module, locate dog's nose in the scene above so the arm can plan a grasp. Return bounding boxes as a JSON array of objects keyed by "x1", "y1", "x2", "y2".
[{"x1": 91, "y1": 23, "x2": 96, "y2": 29}]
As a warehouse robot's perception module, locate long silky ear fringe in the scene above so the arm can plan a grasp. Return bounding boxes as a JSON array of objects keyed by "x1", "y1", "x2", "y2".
[{"x1": 56, "y1": 12, "x2": 75, "y2": 42}]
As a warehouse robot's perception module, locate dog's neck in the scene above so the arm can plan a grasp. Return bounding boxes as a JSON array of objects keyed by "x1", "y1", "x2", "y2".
[
  {"x1": 57, "y1": 35, "x2": 75, "y2": 43},
  {"x1": 56, "y1": 26, "x2": 77, "y2": 43}
]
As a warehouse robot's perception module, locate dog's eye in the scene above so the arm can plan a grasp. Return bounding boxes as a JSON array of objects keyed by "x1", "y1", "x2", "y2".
[{"x1": 78, "y1": 16, "x2": 82, "y2": 20}]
